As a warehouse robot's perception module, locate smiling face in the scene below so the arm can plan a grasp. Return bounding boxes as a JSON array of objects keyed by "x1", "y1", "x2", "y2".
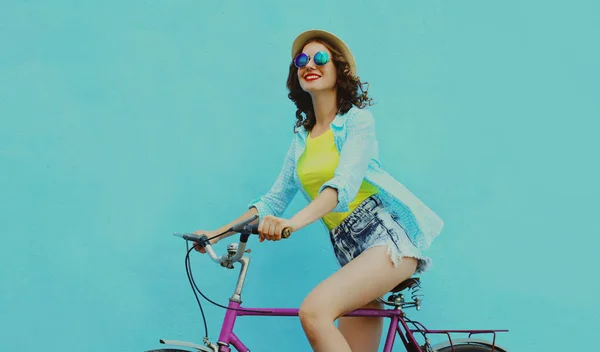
[{"x1": 296, "y1": 41, "x2": 337, "y2": 94}]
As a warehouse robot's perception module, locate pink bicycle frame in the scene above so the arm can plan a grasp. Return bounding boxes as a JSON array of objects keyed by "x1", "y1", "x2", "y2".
[
  {"x1": 216, "y1": 300, "x2": 422, "y2": 352},
  {"x1": 216, "y1": 300, "x2": 508, "y2": 352}
]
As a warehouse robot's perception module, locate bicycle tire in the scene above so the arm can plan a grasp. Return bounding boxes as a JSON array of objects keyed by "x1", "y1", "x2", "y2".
[{"x1": 436, "y1": 343, "x2": 506, "y2": 352}]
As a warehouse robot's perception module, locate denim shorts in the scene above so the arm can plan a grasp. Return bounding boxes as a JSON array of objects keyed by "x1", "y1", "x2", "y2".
[{"x1": 329, "y1": 194, "x2": 431, "y2": 274}]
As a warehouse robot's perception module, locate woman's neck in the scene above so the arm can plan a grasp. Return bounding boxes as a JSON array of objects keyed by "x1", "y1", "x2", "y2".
[{"x1": 310, "y1": 90, "x2": 338, "y2": 129}]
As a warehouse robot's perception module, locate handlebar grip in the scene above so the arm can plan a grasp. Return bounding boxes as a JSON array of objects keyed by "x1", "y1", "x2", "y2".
[
  {"x1": 175, "y1": 232, "x2": 209, "y2": 246},
  {"x1": 246, "y1": 224, "x2": 292, "y2": 238},
  {"x1": 282, "y1": 227, "x2": 292, "y2": 238}
]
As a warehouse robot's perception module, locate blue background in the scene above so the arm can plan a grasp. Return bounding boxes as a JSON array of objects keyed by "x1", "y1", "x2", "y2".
[{"x1": 1, "y1": 1, "x2": 598, "y2": 351}]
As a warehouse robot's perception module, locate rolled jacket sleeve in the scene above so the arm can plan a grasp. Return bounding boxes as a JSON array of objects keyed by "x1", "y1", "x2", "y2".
[
  {"x1": 248, "y1": 137, "x2": 299, "y2": 220},
  {"x1": 318, "y1": 109, "x2": 377, "y2": 212}
]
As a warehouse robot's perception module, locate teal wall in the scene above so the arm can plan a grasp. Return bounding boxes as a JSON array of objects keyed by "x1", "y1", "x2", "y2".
[{"x1": 1, "y1": 1, "x2": 598, "y2": 351}]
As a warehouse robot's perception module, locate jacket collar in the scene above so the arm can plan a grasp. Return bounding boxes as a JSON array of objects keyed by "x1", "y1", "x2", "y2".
[
  {"x1": 331, "y1": 112, "x2": 345, "y2": 128},
  {"x1": 296, "y1": 106, "x2": 354, "y2": 140}
]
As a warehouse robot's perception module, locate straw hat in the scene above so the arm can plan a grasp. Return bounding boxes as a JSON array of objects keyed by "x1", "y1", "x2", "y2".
[{"x1": 291, "y1": 29, "x2": 357, "y2": 77}]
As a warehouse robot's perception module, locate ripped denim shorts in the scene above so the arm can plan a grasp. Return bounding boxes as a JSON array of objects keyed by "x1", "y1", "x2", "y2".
[{"x1": 329, "y1": 194, "x2": 431, "y2": 274}]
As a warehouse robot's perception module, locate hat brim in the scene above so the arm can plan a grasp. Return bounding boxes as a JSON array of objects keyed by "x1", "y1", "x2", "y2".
[{"x1": 291, "y1": 29, "x2": 357, "y2": 77}]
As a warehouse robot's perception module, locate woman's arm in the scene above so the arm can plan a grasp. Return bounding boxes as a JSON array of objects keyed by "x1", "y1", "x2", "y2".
[
  {"x1": 247, "y1": 137, "x2": 300, "y2": 220},
  {"x1": 248, "y1": 136, "x2": 298, "y2": 219},
  {"x1": 289, "y1": 187, "x2": 338, "y2": 231},
  {"x1": 260, "y1": 110, "x2": 378, "y2": 239}
]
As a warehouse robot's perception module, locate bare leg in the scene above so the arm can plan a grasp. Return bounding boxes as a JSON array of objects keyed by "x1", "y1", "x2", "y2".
[
  {"x1": 299, "y1": 245, "x2": 418, "y2": 352},
  {"x1": 338, "y1": 300, "x2": 384, "y2": 352}
]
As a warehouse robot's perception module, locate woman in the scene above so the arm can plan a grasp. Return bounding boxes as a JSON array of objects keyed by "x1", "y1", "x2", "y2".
[{"x1": 196, "y1": 29, "x2": 444, "y2": 352}]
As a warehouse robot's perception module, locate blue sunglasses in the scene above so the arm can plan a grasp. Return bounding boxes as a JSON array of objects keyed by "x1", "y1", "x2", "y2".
[{"x1": 293, "y1": 51, "x2": 330, "y2": 68}]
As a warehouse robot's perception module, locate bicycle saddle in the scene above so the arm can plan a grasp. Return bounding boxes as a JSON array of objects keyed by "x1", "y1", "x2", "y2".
[{"x1": 390, "y1": 277, "x2": 420, "y2": 293}]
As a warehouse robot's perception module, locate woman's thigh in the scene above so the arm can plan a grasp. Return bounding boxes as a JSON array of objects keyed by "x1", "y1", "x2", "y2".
[{"x1": 301, "y1": 245, "x2": 418, "y2": 320}]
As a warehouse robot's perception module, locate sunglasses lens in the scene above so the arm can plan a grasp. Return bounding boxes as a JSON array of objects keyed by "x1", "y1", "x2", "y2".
[
  {"x1": 294, "y1": 53, "x2": 309, "y2": 68},
  {"x1": 314, "y1": 51, "x2": 329, "y2": 66}
]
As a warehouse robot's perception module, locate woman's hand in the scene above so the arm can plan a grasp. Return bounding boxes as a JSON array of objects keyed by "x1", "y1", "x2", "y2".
[
  {"x1": 258, "y1": 215, "x2": 296, "y2": 242},
  {"x1": 192, "y1": 229, "x2": 219, "y2": 253}
]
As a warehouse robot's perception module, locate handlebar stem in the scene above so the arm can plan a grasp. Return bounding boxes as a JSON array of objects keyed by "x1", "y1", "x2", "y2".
[
  {"x1": 201, "y1": 237, "x2": 248, "y2": 268},
  {"x1": 201, "y1": 239, "x2": 251, "y2": 303}
]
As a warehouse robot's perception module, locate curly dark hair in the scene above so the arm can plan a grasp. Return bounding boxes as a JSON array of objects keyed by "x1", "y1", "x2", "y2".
[{"x1": 286, "y1": 38, "x2": 374, "y2": 133}]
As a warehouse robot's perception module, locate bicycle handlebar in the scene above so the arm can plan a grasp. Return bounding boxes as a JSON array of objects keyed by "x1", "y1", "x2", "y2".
[{"x1": 173, "y1": 215, "x2": 292, "y2": 265}]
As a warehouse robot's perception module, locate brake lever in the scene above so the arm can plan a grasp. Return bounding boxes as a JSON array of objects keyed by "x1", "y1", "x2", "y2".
[{"x1": 231, "y1": 214, "x2": 259, "y2": 233}]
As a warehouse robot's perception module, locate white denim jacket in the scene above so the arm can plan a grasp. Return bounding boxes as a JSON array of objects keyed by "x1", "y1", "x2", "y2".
[{"x1": 248, "y1": 106, "x2": 444, "y2": 251}]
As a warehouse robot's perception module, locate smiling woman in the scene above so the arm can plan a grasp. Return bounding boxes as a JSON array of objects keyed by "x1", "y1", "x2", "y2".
[
  {"x1": 286, "y1": 31, "x2": 372, "y2": 134},
  {"x1": 194, "y1": 29, "x2": 444, "y2": 352}
]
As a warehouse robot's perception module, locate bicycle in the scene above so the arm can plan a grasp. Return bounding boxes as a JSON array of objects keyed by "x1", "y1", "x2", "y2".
[{"x1": 146, "y1": 215, "x2": 509, "y2": 352}]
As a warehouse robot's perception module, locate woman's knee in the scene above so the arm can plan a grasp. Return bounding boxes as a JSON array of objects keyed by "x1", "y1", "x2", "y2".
[{"x1": 299, "y1": 294, "x2": 336, "y2": 329}]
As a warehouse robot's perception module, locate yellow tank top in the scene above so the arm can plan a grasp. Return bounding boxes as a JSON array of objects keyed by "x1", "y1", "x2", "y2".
[{"x1": 297, "y1": 128, "x2": 379, "y2": 230}]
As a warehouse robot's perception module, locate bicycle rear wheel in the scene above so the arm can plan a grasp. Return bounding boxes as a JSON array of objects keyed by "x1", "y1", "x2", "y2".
[{"x1": 436, "y1": 342, "x2": 507, "y2": 351}]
